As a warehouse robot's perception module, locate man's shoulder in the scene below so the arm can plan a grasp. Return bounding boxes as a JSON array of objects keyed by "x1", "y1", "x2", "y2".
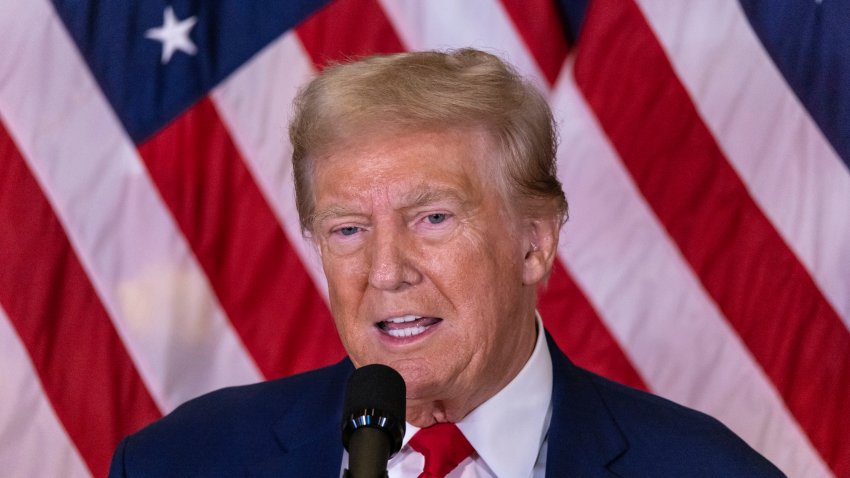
[
  {"x1": 585, "y1": 368, "x2": 732, "y2": 438},
  {"x1": 109, "y1": 359, "x2": 352, "y2": 477},
  {"x1": 140, "y1": 358, "x2": 350, "y2": 437},
  {"x1": 577, "y1": 366, "x2": 785, "y2": 476}
]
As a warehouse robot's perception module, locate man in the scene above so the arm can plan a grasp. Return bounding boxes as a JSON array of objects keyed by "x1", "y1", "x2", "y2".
[{"x1": 109, "y1": 49, "x2": 784, "y2": 477}]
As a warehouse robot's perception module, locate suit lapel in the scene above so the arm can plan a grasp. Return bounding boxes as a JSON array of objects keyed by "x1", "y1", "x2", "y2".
[
  {"x1": 545, "y1": 333, "x2": 628, "y2": 477},
  {"x1": 245, "y1": 337, "x2": 629, "y2": 477},
  {"x1": 249, "y1": 359, "x2": 354, "y2": 478}
]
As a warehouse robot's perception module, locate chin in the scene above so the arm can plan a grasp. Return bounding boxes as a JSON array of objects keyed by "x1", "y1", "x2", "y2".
[{"x1": 390, "y1": 360, "x2": 443, "y2": 400}]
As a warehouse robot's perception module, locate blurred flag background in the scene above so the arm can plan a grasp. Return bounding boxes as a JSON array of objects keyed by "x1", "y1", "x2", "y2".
[{"x1": 0, "y1": 1, "x2": 848, "y2": 476}]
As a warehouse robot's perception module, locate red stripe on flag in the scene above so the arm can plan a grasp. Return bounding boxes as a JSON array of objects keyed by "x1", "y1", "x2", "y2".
[
  {"x1": 574, "y1": 1, "x2": 850, "y2": 473},
  {"x1": 0, "y1": 120, "x2": 162, "y2": 477},
  {"x1": 297, "y1": 0, "x2": 405, "y2": 69},
  {"x1": 499, "y1": 0, "x2": 570, "y2": 85},
  {"x1": 539, "y1": 259, "x2": 648, "y2": 391},
  {"x1": 137, "y1": 97, "x2": 345, "y2": 379}
]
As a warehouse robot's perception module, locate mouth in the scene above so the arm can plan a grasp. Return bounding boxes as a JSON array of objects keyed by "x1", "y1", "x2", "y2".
[{"x1": 376, "y1": 315, "x2": 443, "y2": 338}]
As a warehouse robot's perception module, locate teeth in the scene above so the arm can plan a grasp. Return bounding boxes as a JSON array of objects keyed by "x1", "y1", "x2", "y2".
[
  {"x1": 387, "y1": 325, "x2": 429, "y2": 338},
  {"x1": 385, "y1": 315, "x2": 420, "y2": 324},
  {"x1": 380, "y1": 315, "x2": 438, "y2": 338}
]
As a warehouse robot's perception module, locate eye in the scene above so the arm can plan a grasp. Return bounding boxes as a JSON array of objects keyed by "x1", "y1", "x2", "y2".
[
  {"x1": 425, "y1": 213, "x2": 448, "y2": 225},
  {"x1": 336, "y1": 226, "x2": 361, "y2": 236}
]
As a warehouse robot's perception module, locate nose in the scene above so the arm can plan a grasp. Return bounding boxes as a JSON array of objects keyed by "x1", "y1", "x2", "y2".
[{"x1": 367, "y1": 224, "x2": 421, "y2": 291}]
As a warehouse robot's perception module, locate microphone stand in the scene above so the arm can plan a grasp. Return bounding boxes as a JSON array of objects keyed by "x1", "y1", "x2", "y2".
[{"x1": 342, "y1": 408, "x2": 402, "y2": 478}]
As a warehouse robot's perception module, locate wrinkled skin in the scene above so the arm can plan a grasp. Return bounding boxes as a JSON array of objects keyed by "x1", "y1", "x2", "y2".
[{"x1": 310, "y1": 128, "x2": 559, "y2": 426}]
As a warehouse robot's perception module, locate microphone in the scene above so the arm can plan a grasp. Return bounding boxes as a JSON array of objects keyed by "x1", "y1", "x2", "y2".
[{"x1": 342, "y1": 364, "x2": 406, "y2": 478}]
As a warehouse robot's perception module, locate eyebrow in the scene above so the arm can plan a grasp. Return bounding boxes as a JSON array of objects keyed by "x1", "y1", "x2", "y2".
[
  {"x1": 311, "y1": 185, "x2": 469, "y2": 226},
  {"x1": 399, "y1": 185, "x2": 468, "y2": 210},
  {"x1": 310, "y1": 205, "x2": 363, "y2": 227}
]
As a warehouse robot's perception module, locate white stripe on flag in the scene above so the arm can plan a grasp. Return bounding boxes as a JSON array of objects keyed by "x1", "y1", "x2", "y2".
[
  {"x1": 635, "y1": 0, "x2": 850, "y2": 328},
  {"x1": 0, "y1": 0, "x2": 261, "y2": 412},
  {"x1": 552, "y1": 65, "x2": 831, "y2": 478},
  {"x1": 212, "y1": 32, "x2": 329, "y2": 301},
  {"x1": 378, "y1": 0, "x2": 550, "y2": 89},
  {"x1": 0, "y1": 306, "x2": 91, "y2": 478}
]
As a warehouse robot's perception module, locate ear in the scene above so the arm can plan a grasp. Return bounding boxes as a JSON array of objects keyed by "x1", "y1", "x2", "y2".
[{"x1": 521, "y1": 215, "x2": 561, "y2": 286}]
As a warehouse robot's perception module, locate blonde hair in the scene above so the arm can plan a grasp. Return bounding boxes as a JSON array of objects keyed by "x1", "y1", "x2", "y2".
[{"x1": 289, "y1": 48, "x2": 567, "y2": 232}]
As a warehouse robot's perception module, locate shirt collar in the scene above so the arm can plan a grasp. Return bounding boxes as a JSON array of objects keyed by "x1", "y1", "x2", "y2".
[{"x1": 396, "y1": 313, "x2": 553, "y2": 477}]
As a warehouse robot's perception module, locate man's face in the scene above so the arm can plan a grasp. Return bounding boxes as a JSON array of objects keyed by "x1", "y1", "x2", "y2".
[{"x1": 311, "y1": 128, "x2": 539, "y2": 420}]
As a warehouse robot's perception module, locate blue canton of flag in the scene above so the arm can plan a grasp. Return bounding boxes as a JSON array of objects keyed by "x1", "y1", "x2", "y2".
[{"x1": 51, "y1": 0, "x2": 330, "y2": 143}]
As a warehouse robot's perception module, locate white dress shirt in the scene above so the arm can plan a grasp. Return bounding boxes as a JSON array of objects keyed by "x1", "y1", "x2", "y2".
[{"x1": 342, "y1": 315, "x2": 553, "y2": 477}]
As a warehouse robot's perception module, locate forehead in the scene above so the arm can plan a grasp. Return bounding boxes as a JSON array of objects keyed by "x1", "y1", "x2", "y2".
[{"x1": 311, "y1": 128, "x2": 500, "y2": 210}]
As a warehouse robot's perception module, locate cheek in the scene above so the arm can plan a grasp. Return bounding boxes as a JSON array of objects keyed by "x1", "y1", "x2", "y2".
[
  {"x1": 327, "y1": 286, "x2": 362, "y2": 338},
  {"x1": 322, "y1": 246, "x2": 368, "y2": 296},
  {"x1": 449, "y1": 228, "x2": 523, "y2": 285},
  {"x1": 453, "y1": 243, "x2": 526, "y2": 332},
  {"x1": 420, "y1": 219, "x2": 522, "y2": 299},
  {"x1": 322, "y1": 257, "x2": 369, "y2": 339},
  {"x1": 326, "y1": 292, "x2": 372, "y2": 368}
]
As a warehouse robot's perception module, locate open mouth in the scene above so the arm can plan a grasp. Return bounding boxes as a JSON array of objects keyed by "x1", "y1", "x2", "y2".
[{"x1": 377, "y1": 315, "x2": 442, "y2": 338}]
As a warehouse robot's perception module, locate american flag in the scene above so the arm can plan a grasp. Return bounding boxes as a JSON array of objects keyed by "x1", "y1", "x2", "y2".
[{"x1": 0, "y1": 0, "x2": 847, "y2": 476}]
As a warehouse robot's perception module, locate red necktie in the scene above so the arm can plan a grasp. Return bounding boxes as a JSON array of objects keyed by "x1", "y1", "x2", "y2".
[{"x1": 408, "y1": 422, "x2": 475, "y2": 478}]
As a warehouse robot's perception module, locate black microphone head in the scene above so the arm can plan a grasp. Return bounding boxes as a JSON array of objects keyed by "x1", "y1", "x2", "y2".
[{"x1": 342, "y1": 364, "x2": 406, "y2": 456}]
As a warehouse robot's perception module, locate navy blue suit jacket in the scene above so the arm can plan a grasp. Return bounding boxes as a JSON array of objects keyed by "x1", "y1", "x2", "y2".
[{"x1": 109, "y1": 334, "x2": 784, "y2": 477}]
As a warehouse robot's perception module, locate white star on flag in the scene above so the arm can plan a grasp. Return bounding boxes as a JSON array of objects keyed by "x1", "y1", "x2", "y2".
[{"x1": 145, "y1": 6, "x2": 198, "y2": 64}]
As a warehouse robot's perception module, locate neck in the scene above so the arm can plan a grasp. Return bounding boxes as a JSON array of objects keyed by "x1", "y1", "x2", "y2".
[{"x1": 405, "y1": 317, "x2": 538, "y2": 427}]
